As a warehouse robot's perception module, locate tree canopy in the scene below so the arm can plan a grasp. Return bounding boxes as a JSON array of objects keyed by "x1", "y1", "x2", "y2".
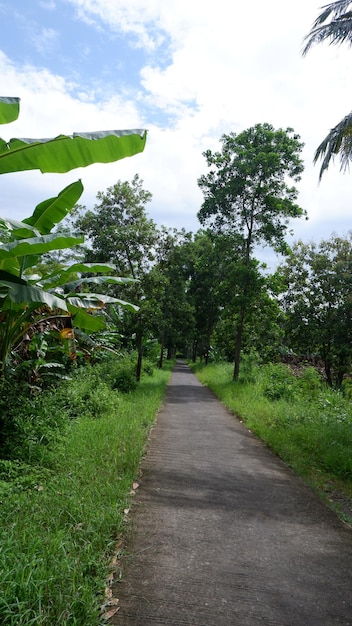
[{"x1": 197, "y1": 123, "x2": 305, "y2": 378}]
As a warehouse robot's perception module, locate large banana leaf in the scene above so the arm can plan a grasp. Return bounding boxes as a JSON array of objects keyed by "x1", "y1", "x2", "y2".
[
  {"x1": 0, "y1": 129, "x2": 147, "y2": 174},
  {"x1": 67, "y1": 307, "x2": 107, "y2": 332},
  {"x1": 67, "y1": 294, "x2": 138, "y2": 333},
  {"x1": 0, "y1": 97, "x2": 20, "y2": 125},
  {"x1": 64, "y1": 275, "x2": 135, "y2": 290},
  {"x1": 0, "y1": 217, "x2": 40, "y2": 239},
  {"x1": 0, "y1": 279, "x2": 68, "y2": 311},
  {"x1": 23, "y1": 181, "x2": 84, "y2": 234},
  {"x1": 0, "y1": 232, "x2": 84, "y2": 260},
  {"x1": 43, "y1": 261, "x2": 118, "y2": 285},
  {"x1": 66, "y1": 293, "x2": 138, "y2": 311}
]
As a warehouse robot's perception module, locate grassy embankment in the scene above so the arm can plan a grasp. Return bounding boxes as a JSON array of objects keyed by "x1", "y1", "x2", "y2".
[
  {"x1": 190, "y1": 359, "x2": 352, "y2": 525},
  {"x1": 0, "y1": 356, "x2": 173, "y2": 626}
]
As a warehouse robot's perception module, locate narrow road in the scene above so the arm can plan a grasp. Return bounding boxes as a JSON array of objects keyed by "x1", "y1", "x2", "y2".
[{"x1": 113, "y1": 361, "x2": 352, "y2": 626}]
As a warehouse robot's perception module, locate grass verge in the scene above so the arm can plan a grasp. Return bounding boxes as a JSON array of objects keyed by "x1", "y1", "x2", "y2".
[
  {"x1": 0, "y1": 359, "x2": 173, "y2": 625},
  {"x1": 190, "y1": 360, "x2": 352, "y2": 526}
]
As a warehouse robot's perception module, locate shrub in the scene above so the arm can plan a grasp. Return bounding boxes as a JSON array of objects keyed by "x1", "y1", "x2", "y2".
[
  {"x1": 341, "y1": 377, "x2": 352, "y2": 400},
  {"x1": 142, "y1": 358, "x2": 154, "y2": 377},
  {"x1": 238, "y1": 350, "x2": 261, "y2": 384},
  {"x1": 260, "y1": 363, "x2": 297, "y2": 402},
  {"x1": 296, "y1": 366, "x2": 323, "y2": 398}
]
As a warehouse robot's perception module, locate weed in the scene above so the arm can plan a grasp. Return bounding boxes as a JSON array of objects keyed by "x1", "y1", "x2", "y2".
[{"x1": 0, "y1": 357, "x2": 173, "y2": 625}]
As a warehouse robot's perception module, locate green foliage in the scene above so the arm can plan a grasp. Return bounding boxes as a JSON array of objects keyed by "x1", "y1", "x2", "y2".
[
  {"x1": 152, "y1": 227, "x2": 195, "y2": 360},
  {"x1": 72, "y1": 175, "x2": 161, "y2": 380},
  {"x1": 303, "y1": 1, "x2": 352, "y2": 177},
  {"x1": 52, "y1": 357, "x2": 140, "y2": 421},
  {"x1": 341, "y1": 377, "x2": 352, "y2": 399},
  {"x1": 259, "y1": 363, "x2": 323, "y2": 402},
  {"x1": 261, "y1": 363, "x2": 298, "y2": 401},
  {"x1": 197, "y1": 123, "x2": 305, "y2": 379},
  {"x1": 0, "y1": 97, "x2": 144, "y2": 377},
  {"x1": 0, "y1": 360, "x2": 172, "y2": 625},
  {"x1": 74, "y1": 174, "x2": 155, "y2": 277},
  {"x1": 0, "y1": 376, "x2": 70, "y2": 463},
  {"x1": 198, "y1": 123, "x2": 305, "y2": 249},
  {"x1": 279, "y1": 234, "x2": 352, "y2": 387},
  {"x1": 94, "y1": 357, "x2": 138, "y2": 393},
  {"x1": 237, "y1": 350, "x2": 262, "y2": 384},
  {"x1": 0, "y1": 459, "x2": 52, "y2": 498},
  {"x1": 297, "y1": 365, "x2": 323, "y2": 397}
]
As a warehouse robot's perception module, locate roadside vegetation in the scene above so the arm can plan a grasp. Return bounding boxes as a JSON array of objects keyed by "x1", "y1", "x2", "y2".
[
  {"x1": 2, "y1": 84, "x2": 352, "y2": 624},
  {"x1": 191, "y1": 358, "x2": 352, "y2": 526},
  {"x1": 0, "y1": 354, "x2": 173, "y2": 626}
]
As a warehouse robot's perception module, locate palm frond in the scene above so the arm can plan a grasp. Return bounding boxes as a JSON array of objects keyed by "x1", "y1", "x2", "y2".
[
  {"x1": 314, "y1": 111, "x2": 352, "y2": 179},
  {"x1": 303, "y1": 1, "x2": 352, "y2": 54}
]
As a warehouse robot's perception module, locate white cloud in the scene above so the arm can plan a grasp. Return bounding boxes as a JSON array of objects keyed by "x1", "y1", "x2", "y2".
[{"x1": 1, "y1": 0, "x2": 352, "y2": 268}]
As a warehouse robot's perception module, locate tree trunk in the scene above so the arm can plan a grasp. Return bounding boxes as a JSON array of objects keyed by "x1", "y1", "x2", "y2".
[
  {"x1": 136, "y1": 329, "x2": 143, "y2": 382},
  {"x1": 192, "y1": 339, "x2": 198, "y2": 363},
  {"x1": 233, "y1": 304, "x2": 246, "y2": 380},
  {"x1": 324, "y1": 360, "x2": 333, "y2": 387},
  {"x1": 158, "y1": 340, "x2": 164, "y2": 369},
  {"x1": 205, "y1": 328, "x2": 212, "y2": 366}
]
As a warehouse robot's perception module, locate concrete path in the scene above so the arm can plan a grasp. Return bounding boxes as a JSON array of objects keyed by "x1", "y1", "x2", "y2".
[{"x1": 113, "y1": 361, "x2": 352, "y2": 626}]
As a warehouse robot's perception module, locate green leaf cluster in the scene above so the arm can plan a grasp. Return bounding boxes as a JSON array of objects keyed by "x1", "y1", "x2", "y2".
[{"x1": 0, "y1": 97, "x2": 146, "y2": 375}]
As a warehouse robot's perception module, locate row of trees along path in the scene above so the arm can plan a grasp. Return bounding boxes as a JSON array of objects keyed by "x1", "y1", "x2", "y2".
[
  {"x1": 112, "y1": 361, "x2": 352, "y2": 626},
  {"x1": 50, "y1": 121, "x2": 351, "y2": 399}
]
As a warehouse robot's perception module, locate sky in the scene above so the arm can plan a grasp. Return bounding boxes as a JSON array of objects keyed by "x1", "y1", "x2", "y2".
[{"x1": 0, "y1": 0, "x2": 352, "y2": 269}]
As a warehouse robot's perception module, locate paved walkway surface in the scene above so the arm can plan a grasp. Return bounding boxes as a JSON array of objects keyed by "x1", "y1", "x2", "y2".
[{"x1": 113, "y1": 361, "x2": 352, "y2": 626}]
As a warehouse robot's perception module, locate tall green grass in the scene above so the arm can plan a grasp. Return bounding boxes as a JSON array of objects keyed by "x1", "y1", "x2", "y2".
[
  {"x1": 0, "y1": 358, "x2": 173, "y2": 625},
  {"x1": 191, "y1": 360, "x2": 352, "y2": 524}
]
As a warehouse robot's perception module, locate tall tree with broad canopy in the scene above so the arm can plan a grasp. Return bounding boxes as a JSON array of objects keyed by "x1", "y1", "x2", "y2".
[
  {"x1": 303, "y1": 1, "x2": 352, "y2": 178},
  {"x1": 73, "y1": 175, "x2": 158, "y2": 380},
  {"x1": 197, "y1": 123, "x2": 305, "y2": 379}
]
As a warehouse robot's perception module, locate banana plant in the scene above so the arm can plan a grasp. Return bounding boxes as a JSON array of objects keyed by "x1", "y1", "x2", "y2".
[
  {"x1": 0, "y1": 98, "x2": 147, "y2": 174},
  {"x1": 0, "y1": 97, "x2": 146, "y2": 374}
]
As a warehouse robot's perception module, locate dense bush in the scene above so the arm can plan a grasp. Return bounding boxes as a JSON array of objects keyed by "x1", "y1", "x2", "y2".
[
  {"x1": 0, "y1": 377, "x2": 69, "y2": 463},
  {"x1": 259, "y1": 363, "x2": 323, "y2": 402},
  {"x1": 260, "y1": 363, "x2": 297, "y2": 401},
  {"x1": 0, "y1": 354, "x2": 155, "y2": 464}
]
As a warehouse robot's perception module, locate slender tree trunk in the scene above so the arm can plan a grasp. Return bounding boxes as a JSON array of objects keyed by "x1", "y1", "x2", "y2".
[
  {"x1": 324, "y1": 360, "x2": 333, "y2": 387},
  {"x1": 205, "y1": 327, "x2": 212, "y2": 366},
  {"x1": 336, "y1": 355, "x2": 347, "y2": 389},
  {"x1": 233, "y1": 234, "x2": 252, "y2": 381},
  {"x1": 158, "y1": 340, "x2": 164, "y2": 369},
  {"x1": 192, "y1": 339, "x2": 198, "y2": 363},
  {"x1": 136, "y1": 329, "x2": 143, "y2": 382},
  {"x1": 233, "y1": 304, "x2": 246, "y2": 380}
]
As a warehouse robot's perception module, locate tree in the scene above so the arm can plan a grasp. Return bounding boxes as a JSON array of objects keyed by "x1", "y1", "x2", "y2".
[
  {"x1": 73, "y1": 175, "x2": 158, "y2": 380},
  {"x1": 187, "y1": 230, "x2": 232, "y2": 363},
  {"x1": 279, "y1": 234, "x2": 352, "y2": 387},
  {"x1": 303, "y1": 1, "x2": 352, "y2": 178},
  {"x1": 198, "y1": 123, "x2": 305, "y2": 379},
  {"x1": 152, "y1": 227, "x2": 194, "y2": 363}
]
